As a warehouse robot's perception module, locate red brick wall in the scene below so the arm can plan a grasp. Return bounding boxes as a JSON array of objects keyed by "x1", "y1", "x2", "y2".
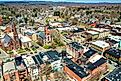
[{"x1": 64, "y1": 66, "x2": 82, "y2": 81}]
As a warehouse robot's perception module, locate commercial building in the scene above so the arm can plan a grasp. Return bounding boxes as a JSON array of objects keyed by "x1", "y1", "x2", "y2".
[
  {"x1": 91, "y1": 28, "x2": 110, "y2": 39},
  {"x1": 66, "y1": 42, "x2": 84, "y2": 61},
  {"x1": 90, "y1": 40, "x2": 110, "y2": 54},
  {"x1": 103, "y1": 48, "x2": 121, "y2": 64},
  {"x1": 15, "y1": 56, "x2": 28, "y2": 81},
  {"x1": 101, "y1": 67, "x2": 121, "y2": 81},
  {"x1": 2, "y1": 58, "x2": 19, "y2": 81}
]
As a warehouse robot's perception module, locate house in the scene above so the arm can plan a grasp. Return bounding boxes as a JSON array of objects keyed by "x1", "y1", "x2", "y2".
[
  {"x1": 101, "y1": 67, "x2": 121, "y2": 81},
  {"x1": 90, "y1": 40, "x2": 110, "y2": 54},
  {"x1": 15, "y1": 56, "x2": 28, "y2": 81},
  {"x1": 103, "y1": 48, "x2": 121, "y2": 65},
  {"x1": 66, "y1": 42, "x2": 84, "y2": 61},
  {"x1": 19, "y1": 35, "x2": 32, "y2": 48},
  {"x1": 2, "y1": 58, "x2": 20, "y2": 81},
  {"x1": 24, "y1": 30, "x2": 37, "y2": 42}
]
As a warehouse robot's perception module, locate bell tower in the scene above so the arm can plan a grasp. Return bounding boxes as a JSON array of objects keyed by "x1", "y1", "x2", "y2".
[{"x1": 12, "y1": 22, "x2": 20, "y2": 50}]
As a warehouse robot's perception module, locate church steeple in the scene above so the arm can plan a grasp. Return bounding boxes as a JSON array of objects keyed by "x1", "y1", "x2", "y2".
[{"x1": 12, "y1": 22, "x2": 20, "y2": 50}]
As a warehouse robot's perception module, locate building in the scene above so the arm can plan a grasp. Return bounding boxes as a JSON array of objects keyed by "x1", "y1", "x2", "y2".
[
  {"x1": 91, "y1": 28, "x2": 110, "y2": 39},
  {"x1": 15, "y1": 56, "x2": 28, "y2": 81},
  {"x1": 86, "y1": 31, "x2": 99, "y2": 40},
  {"x1": 22, "y1": 55, "x2": 39, "y2": 81},
  {"x1": 19, "y1": 35, "x2": 32, "y2": 48},
  {"x1": 66, "y1": 42, "x2": 84, "y2": 61},
  {"x1": 83, "y1": 48, "x2": 97, "y2": 58},
  {"x1": 85, "y1": 54, "x2": 108, "y2": 81},
  {"x1": 0, "y1": 63, "x2": 3, "y2": 81},
  {"x1": 0, "y1": 23, "x2": 21, "y2": 51},
  {"x1": 63, "y1": 58, "x2": 89, "y2": 81},
  {"x1": 103, "y1": 48, "x2": 121, "y2": 64},
  {"x1": 101, "y1": 67, "x2": 121, "y2": 81},
  {"x1": 2, "y1": 58, "x2": 20, "y2": 81},
  {"x1": 24, "y1": 30, "x2": 37, "y2": 42},
  {"x1": 37, "y1": 27, "x2": 52, "y2": 46},
  {"x1": 42, "y1": 50, "x2": 62, "y2": 71},
  {"x1": 90, "y1": 40, "x2": 110, "y2": 54}
]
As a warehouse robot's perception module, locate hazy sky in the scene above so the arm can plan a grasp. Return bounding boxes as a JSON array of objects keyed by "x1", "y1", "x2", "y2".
[{"x1": 0, "y1": 0, "x2": 121, "y2": 3}]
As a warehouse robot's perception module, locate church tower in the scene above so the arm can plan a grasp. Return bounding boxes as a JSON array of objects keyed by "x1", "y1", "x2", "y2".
[{"x1": 12, "y1": 23, "x2": 21, "y2": 50}]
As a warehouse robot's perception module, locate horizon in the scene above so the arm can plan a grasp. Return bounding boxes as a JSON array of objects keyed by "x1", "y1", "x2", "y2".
[{"x1": 0, "y1": 0, "x2": 121, "y2": 3}]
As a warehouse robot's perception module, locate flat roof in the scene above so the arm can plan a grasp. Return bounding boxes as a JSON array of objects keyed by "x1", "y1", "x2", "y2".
[
  {"x1": 64, "y1": 58, "x2": 89, "y2": 78},
  {"x1": 86, "y1": 31, "x2": 99, "y2": 35},
  {"x1": 87, "y1": 57, "x2": 107, "y2": 71},
  {"x1": 84, "y1": 49, "x2": 97, "y2": 58},
  {"x1": 69, "y1": 42, "x2": 83, "y2": 50},
  {"x1": 22, "y1": 56, "x2": 35, "y2": 67},
  {"x1": 43, "y1": 50, "x2": 61, "y2": 62},
  {"x1": 91, "y1": 40, "x2": 110, "y2": 48},
  {"x1": 15, "y1": 56, "x2": 26, "y2": 70},
  {"x1": 89, "y1": 54, "x2": 103, "y2": 63},
  {"x1": 3, "y1": 60, "x2": 16, "y2": 74},
  {"x1": 91, "y1": 28, "x2": 108, "y2": 32},
  {"x1": 103, "y1": 67, "x2": 121, "y2": 81},
  {"x1": 104, "y1": 48, "x2": 121, "y2": 59}
]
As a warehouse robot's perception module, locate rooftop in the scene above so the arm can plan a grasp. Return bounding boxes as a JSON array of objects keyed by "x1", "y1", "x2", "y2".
[
  {"x1": 88, "y1": 54, "x2": 103, "y2": 63},
  {"x1": 19, "y1": 35, "x2": 31, "y2": 43},
  {"x1": 3, "y1": 59, "x2": 16, "y2": 74},
  {"x1": 86, "y1": 31, "x2": 99, "y2": 35},
  {"x1": 84, "y1": 49, "x2": 97, "y2": 58},
  {"x1": 104, "y1": 48, "x2": 121, "y2": 59},
  {"x1": 69, "y1": 42, "x2": 83, "y2": 50},
  {"x1": 87, "y1": 57, "x2": 107, "y2": 71},
  {"x1": 103, "y1": 67, "x2": 121, "y2": 81},
  {"x1": 15, "y1": 56, "x2": 26, "y2": 70},
  {"x1": 91, "y1": 28, "x2": 109, "y2": 32},
  {"x1": 22, "y1": 55, "x2": 35, "y2": 67},
  {"x1": 91, "y1": 40, "x2": 110, "y2": 48},
  {"x1": 64, "y1": 58, "x2": 89, "y2": 78}
]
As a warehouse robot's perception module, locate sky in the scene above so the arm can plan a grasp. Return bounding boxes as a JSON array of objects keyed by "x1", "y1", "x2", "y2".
[{"x1": 0, "y1": 0, "x2": 121, "y2": 3}]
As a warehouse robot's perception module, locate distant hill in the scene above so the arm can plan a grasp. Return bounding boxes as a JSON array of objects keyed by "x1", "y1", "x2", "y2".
[{"x1": 0, "y1": 1, "x2": 121, "y2": 6}]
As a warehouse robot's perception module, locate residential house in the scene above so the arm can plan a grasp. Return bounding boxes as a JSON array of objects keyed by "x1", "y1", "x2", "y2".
[
  {"x1": 24, "y1": 30, "x2": 37, "y2": 42},
  {"x1": 19, "y1": 35, "x2": 32, "y2": 49}
]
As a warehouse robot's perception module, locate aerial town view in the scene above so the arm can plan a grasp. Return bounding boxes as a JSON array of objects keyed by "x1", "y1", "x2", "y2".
[{"x1": 0, "y1": 0, "x2": 121, "y2": 81}]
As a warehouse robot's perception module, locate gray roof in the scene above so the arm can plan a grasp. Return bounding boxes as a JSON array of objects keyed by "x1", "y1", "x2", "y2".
[
  {"x1": 38, "y1": 31, "x2": 45, "y2": 39},
  {"x1": 1, "y1": 34, "x2": 12, "y2": 47}
]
